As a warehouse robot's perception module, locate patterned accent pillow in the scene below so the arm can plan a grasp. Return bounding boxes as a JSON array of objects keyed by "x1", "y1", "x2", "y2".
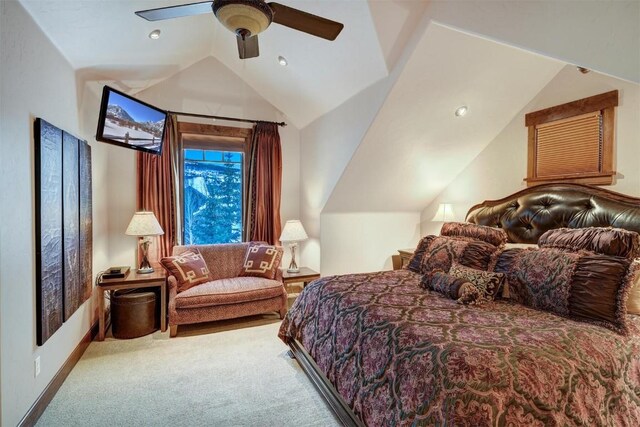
[
  {"x1": 494, "y1": 247, "x2": 637, "y2": 334},
  {"x1": 407, "y1": 235, "x2": 500, "y2": 275},
  {"x1": 239, "y1": 243, "x2": 283, "y2": 279},
  {"x1": 160, "y1": 250, "x2": 210, "y2": 293},
  {"x1": 539, "y1": 227, "x2": 640, "y2": 260},
  {"x1": 441, "y1": 222, "x2": 508, "y2": 247},
  {"x1": 448, "y1": 263, "x2": 504, "y2": 301},
  {"x1": 628, "y1": 262, "x2": 640, "y2": 315},
  {"x1": 421, "y1": 270, "x2": 484, "y2": 305}
]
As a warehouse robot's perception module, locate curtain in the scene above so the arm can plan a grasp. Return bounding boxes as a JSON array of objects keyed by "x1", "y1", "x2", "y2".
[
  {"x1": 136, "y1": 114, "x2": 180, "y2": 264},
  {"x1": 244, "y1": 122, "x2": 282, "y2": 245}
]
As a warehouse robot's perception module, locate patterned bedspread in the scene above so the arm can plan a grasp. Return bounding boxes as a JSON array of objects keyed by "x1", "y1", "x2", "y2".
[{"x1": 278, "y1": 269, "x2": 640, "y2": 426}]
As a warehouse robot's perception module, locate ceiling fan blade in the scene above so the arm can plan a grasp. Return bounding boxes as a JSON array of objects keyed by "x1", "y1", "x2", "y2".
[
  {"x1": 268, "y1": 3, "x2": 344, "y2": 41},
  {"x1": 237, "y1": 34, "x2": 259, "y2": 59},
  {"x1": 135, "y1": 1, "x2": 213, "y2": 21}
]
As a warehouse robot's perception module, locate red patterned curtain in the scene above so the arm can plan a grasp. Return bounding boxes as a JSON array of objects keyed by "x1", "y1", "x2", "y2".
[
  {"x1": 136, "y1": 115, "x2": 179, "y2": 263},
  {"x1": 244, "y1": 122, "x2": 282, "y2": 245}
]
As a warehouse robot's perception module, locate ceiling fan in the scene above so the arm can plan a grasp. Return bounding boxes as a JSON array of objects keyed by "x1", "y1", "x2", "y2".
[{"x1": 135, "y1": 0, "x2": 344, "y2": 59}]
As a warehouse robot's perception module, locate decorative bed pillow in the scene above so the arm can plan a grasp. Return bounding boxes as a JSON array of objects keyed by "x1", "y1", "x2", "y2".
[
  {"x1": 407, "y1": 235, "x2": 500, "y2": 275},
  {"x1": 494, "y1": 247, "x2": 636, "y2": 334},
  {"x1": 504, "y1": 242, "x2": 538, "y2": 250},
  {"x1": 421, "y1": 271, "x2": 483, "y2": 305},
  {"x1": 628, "y1": 262, "x2": 640, "y2": 315},
  {"x1": 440, "y1": 222, "x2": 507, "y2": 247},
  {"x1": 448, "y1": 263, "x2": 504, "y2": 301},
  {"x1": 239, "y1": 243, "x2": 283, "y2": 279},
  {"x1": 538, "y1": 227, "x2": 640, "y2": 260},
  {"x1": 161, "y1": 250, "x2": 210, "y2": 293}
]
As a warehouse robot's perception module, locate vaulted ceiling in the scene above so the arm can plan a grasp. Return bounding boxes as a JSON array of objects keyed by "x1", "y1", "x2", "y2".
[
  {"x1": 20, "y1": 0, "x2": 639, "y2": 129},
  {"x1": 20, "y1": 0, "x2": 428, "y2": 127}
]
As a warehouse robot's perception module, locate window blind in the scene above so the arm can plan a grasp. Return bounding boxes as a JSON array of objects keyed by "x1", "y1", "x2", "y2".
[{"x1": 535, "y1": 112, "x2": 602, "y2": 178}]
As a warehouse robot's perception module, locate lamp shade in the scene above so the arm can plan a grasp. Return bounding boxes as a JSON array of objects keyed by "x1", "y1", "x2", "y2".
[
  {"x1": 431, "y1": 203, "x2": 455, "y2": 222},
  {"x1": 279, "y1": 220, "x2": 308, "y2": 242},
  {"x1": 125, "y1": 211, "x2": 164, "y2": 236}
]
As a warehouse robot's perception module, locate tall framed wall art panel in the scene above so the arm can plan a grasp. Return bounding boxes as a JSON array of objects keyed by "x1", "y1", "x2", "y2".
[{"x1": 34, "y1": 118, "x2": 92, "y2": 345}]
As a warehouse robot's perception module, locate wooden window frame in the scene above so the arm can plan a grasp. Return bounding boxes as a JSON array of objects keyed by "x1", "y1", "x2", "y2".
[
  {"x1": 524, "y1": 90, "x2": 618, "y2": 186},
  {"x1": 177, "y1": 122, "x2": 253, "y2": 244}
]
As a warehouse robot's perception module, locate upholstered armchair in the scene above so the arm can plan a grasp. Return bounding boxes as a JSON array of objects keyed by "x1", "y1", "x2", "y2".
[{"x1": 166, "y1": 242, "x2": 287, "y2": 337}]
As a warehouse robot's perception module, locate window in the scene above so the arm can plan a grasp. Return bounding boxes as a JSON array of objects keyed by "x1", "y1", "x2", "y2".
[
  {"x1": 524, "y1": 90, "x2": 618, "y2": 186},
  {"x1": 183, "y1": 149, "x2": 243, "y2": 244}
]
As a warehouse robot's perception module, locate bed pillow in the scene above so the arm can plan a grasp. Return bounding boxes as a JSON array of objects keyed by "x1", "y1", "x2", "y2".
[
  {"x1": 238, "y1": 243, "x2": 283, "y2": 279},
  {"x1": 504, "y1": 243, "x2": 538, "y2": 250},
  {"x1": 627, "y1": 262, "x2": 640, "y2": 315},
  {"x1": 538, "y1": 227, "x2": 640, "y2": 260},
  {"x1": 421, "y1": 270, "x2": 484, "y2": 305},
  {"x1": 448, "y1": 263, "x2": 504, "y2": 301},
  {"x1": 407, "y1": 235, "x2": 501, "y2": 275},
  {"x1": 494, "y1": 247, "x2": 636, "y2": 334},
  {"x1": 160, "y1": 249, "x2": 210, "y2": 293},
  {"x1": 440, "y1": 222, "x2": 507, "y2": 247}
]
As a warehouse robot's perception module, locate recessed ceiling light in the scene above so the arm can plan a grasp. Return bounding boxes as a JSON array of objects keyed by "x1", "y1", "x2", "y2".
[
  {"x1": 455, "y1": 106, "x2": 468, "y2": 117},
  {"x1": 149, "y1": 29, "x2": 161, "y2": 40},
  {"x1": 278, "y1": 55, "x2": 288, "y2": 66}
]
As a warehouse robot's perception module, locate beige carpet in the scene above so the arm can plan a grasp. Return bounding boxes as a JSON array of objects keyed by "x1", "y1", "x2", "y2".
[{"x1": 37, "y1": 316, "x2": 339, "y2": 426}]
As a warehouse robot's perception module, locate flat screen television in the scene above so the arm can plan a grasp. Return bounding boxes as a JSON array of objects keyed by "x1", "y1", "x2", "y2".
[{"x1": 96, "y1": 85, "x2": 167, "y2": 155}]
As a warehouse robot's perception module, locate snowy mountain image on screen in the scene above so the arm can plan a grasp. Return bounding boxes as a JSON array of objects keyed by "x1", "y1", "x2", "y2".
[
  {"x1": 106, "y1": 105, "x2": 135, "y2": 122},
  {"x1": 103, "y1": 103, "x2": 163, "y2": 151}
]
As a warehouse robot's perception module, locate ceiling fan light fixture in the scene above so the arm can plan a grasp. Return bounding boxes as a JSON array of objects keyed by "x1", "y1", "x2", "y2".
[{"x1": 213, "y1": 0, "x2": 273, "y2": 36}]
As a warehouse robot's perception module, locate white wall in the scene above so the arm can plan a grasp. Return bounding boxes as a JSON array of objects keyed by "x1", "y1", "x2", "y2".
[
  {"x1": 0, "y1": 1, "x2": 109, "y2": 425},
  {"x1": 421, "y1": 65, "x2": 640, "y2": 236},
  {"x1": 320, "y1": 213, "x2": 421, "y2": 276},
  {"x1": 90, "y1": 56, "x2": 301, "y2": 268}
]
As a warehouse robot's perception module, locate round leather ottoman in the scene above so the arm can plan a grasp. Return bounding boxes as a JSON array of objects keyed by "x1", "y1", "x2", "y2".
[{"x1": 111, "y1": 290, "x2": 157, "y2": 339}]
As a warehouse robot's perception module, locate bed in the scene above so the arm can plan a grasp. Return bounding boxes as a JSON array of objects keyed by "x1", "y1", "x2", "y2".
[{"x1": 278, "y1": 184, "x2": 640, "y2": 426}]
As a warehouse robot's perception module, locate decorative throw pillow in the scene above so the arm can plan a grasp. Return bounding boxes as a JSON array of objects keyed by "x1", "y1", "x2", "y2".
[
  {"x1": 239, "y1": 243, "x2": 283, "y2": 279},
  {"x1": 627, "y1": 262, "x2": 640, "y2": 315},
  {"x1": 421, "y1": 270, "x2": 484, "y2": 305},
  {"x1": 494, "y1": 247, "x2": 636, "y2": 334},
  {"x1": 448, "y1": 263, "x2": 504, "y2": 301},
  {"x1": 538, "y1": 227, "x2": 640, "y2": 260},
  {"x1": 441, "y1": 222, "x2": 508, "y2": 247},
  {"x1": 160, "y1": 250, "x2": 210, "y2": 293},
  {"x1": 407, "y1": 235, "x2": 500, "y2": 275}
]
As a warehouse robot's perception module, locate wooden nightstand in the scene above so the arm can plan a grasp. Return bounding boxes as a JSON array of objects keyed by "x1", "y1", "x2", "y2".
[
  {"x1": 282, "y1": 267, "x2": 320, "y2": 288},
  {"x1": 396, "y1": 249, "x2": 415, "y2": 270},
  {"x1": 97, "y1": 269, "x2": 167, "y2": 341}
]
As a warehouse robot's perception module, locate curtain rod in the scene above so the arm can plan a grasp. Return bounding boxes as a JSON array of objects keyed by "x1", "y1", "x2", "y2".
[{"x1": 166, "y1": 110, "x2": 287, "y2": 127}]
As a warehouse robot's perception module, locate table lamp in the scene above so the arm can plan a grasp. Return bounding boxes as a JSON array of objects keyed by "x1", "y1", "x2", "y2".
[
  {"x1": 431, "y1": 203, "x2": 455, "y2": 222},
  {"x1": 279, "y1": 220, "x2": 308, "y2": 273},
  {"x1": 125, "y1": 211, "x2": 164, "y2": 274}
]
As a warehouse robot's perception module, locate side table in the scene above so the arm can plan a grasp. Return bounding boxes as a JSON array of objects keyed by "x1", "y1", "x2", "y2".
[
  {"x1": 97, "y1": 269, "x2": 167, "y2": 341},
  {"x1": 396, "y1": 249, "x2": 415, "y2": 270},
  {"x1": 282, "y1": 267, "x2": 320, "y2": 288}
]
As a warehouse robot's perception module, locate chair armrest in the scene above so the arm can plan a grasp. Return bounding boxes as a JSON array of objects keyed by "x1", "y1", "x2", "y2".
[
  {"x1": 167, "y1": 275, "x2": 178, "y2": 292},
  {"x1": 167, "y1": 275, "x2": 178, "y2": 314}
]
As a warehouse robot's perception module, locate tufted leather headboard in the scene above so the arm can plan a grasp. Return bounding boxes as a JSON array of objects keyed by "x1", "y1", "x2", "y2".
[{"x1": 466, "y1": 184, "x2": 640, "y2": 244}]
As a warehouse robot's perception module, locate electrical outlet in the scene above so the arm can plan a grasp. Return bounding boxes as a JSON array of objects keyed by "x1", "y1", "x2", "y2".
[{"x1": 34, "y1": 356, "x2": 41, "y2": 377}]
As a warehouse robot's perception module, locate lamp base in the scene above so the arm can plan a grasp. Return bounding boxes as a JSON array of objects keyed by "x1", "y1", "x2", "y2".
[
  {"x1": 287, "y1": 242, "x2": 299, "y2": 273},
  {"x1": 138, "y1": 237, "x2": 154, "y2": 274}
]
